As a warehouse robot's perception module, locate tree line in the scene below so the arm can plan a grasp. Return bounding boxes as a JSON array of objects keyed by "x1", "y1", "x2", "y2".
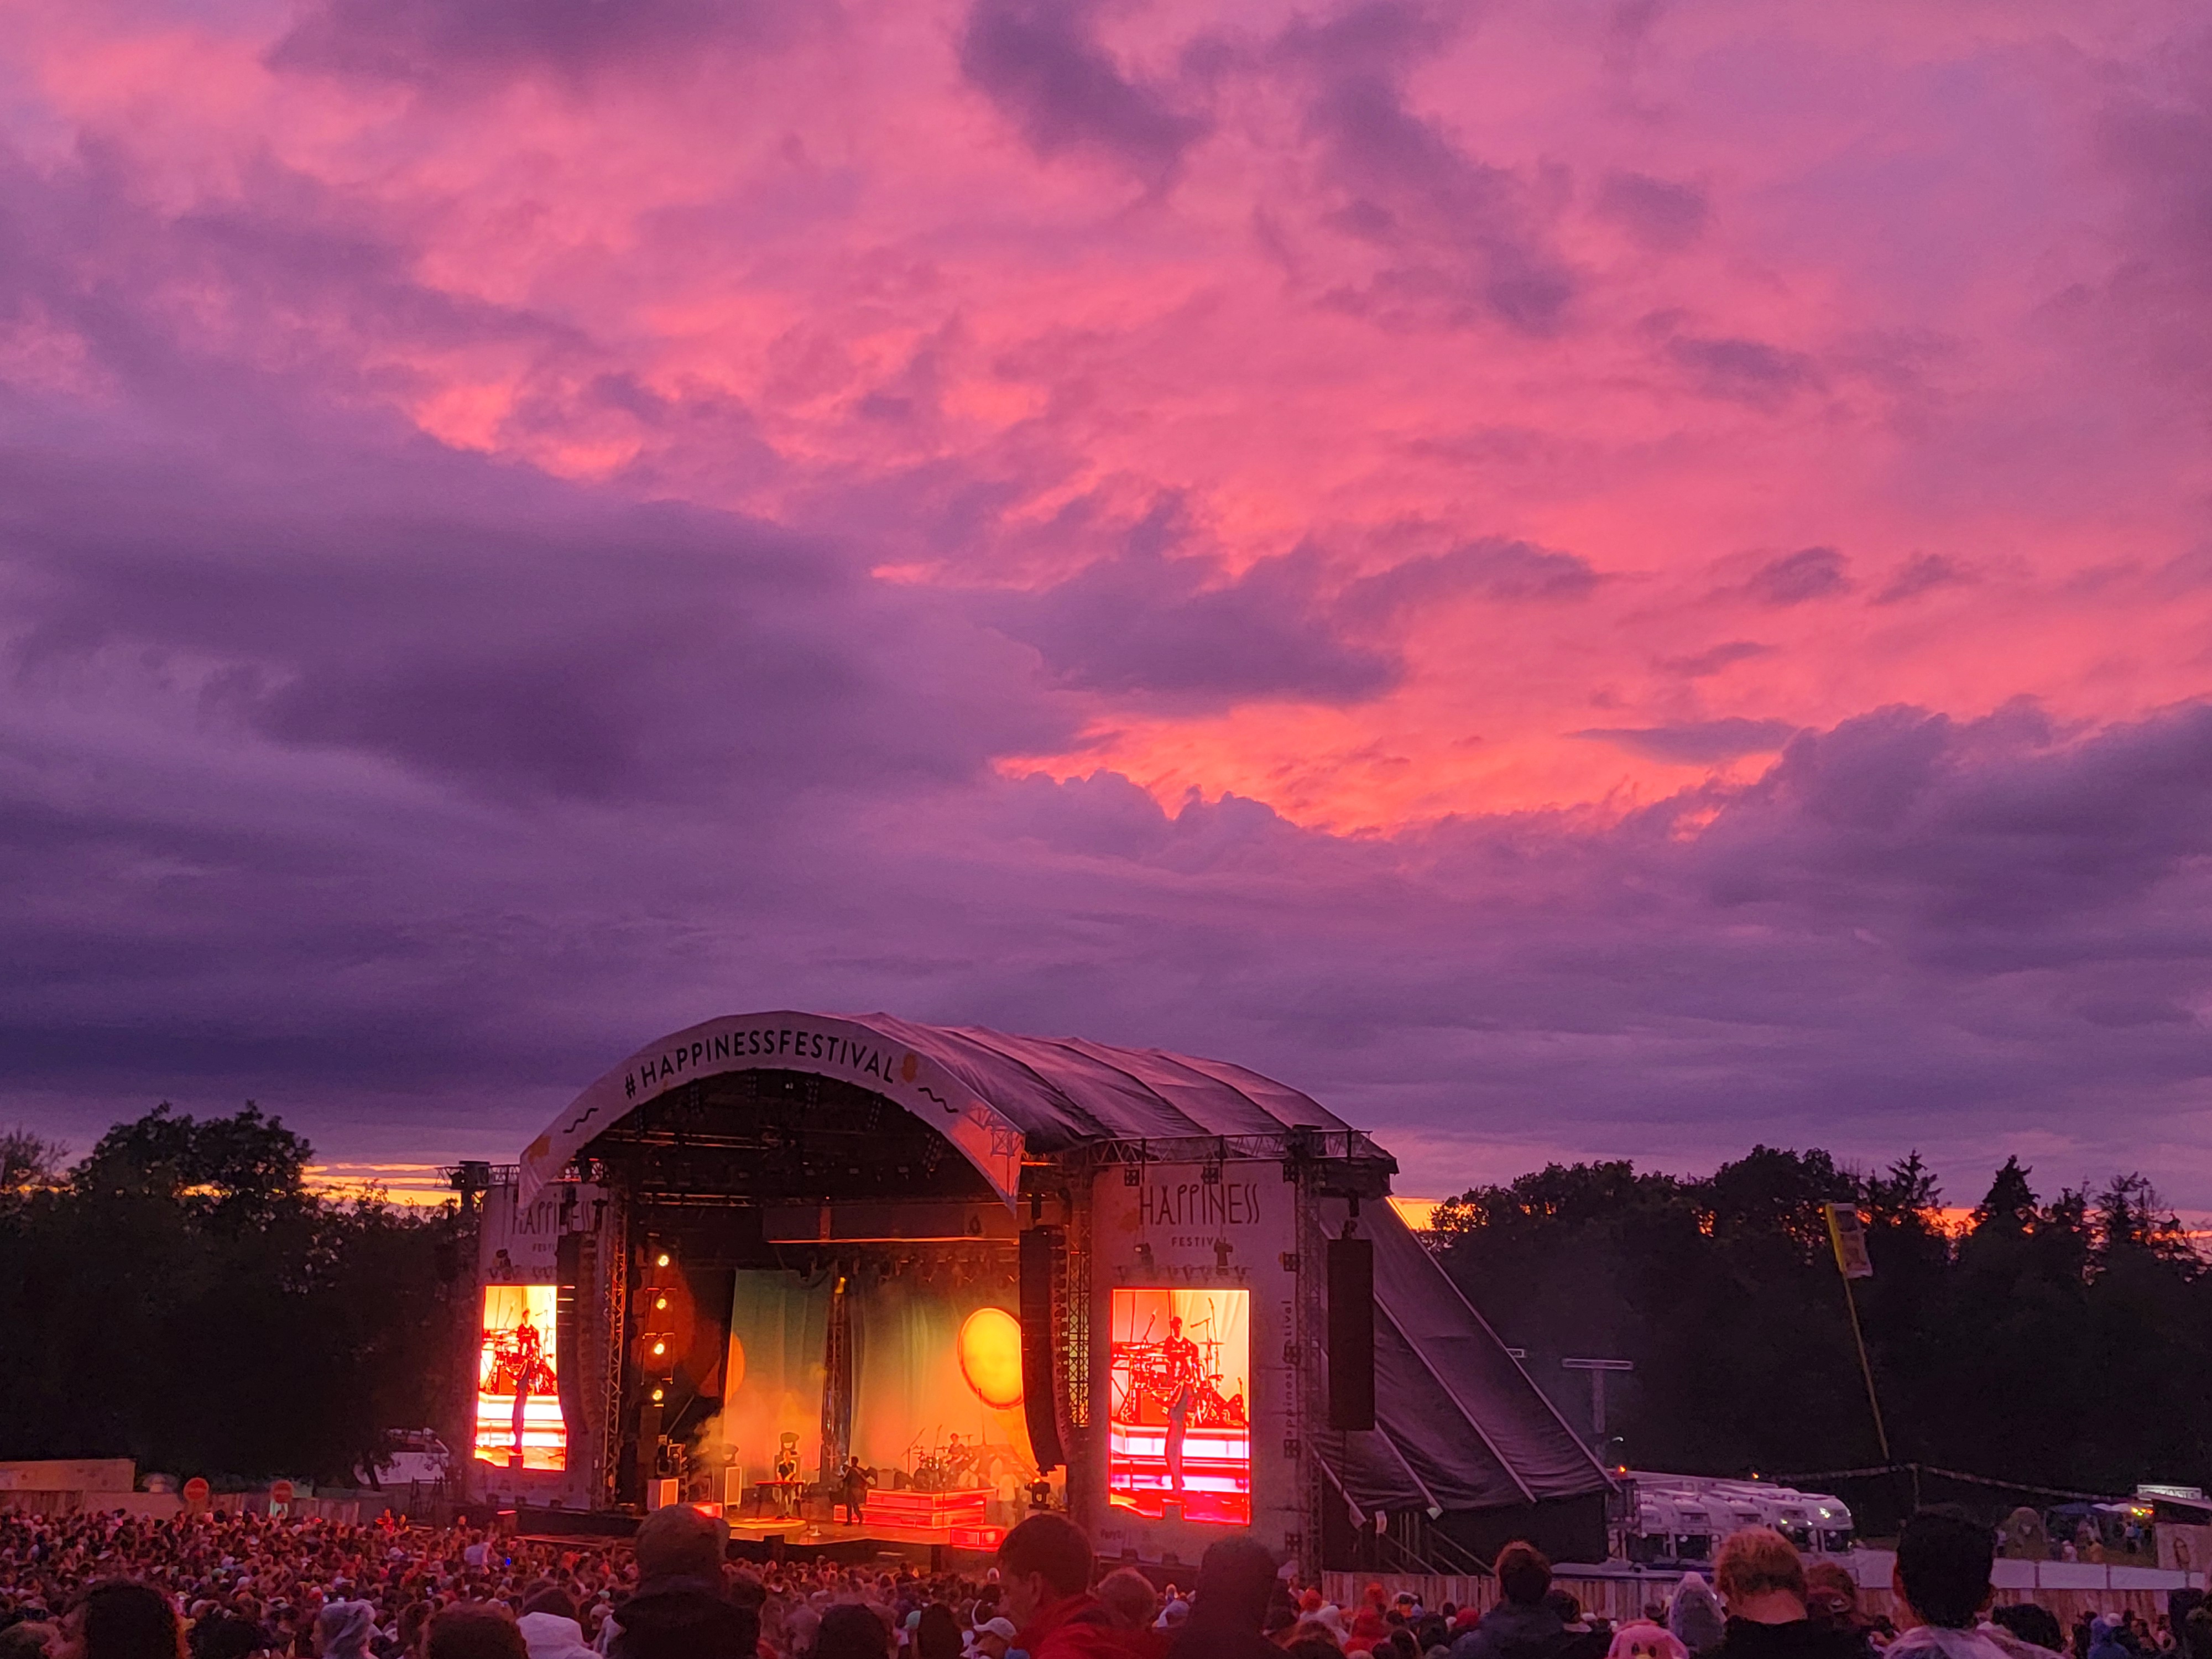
[
  {"x1": 6, "y1": 1110, "x2": 2209, "y2": 1507},
  {"x1": 1430, "y1": 1147, "x2": 2212, "y2": 1519},
  {"x1": 0, "y1": 1106, "x2": 466, "y2": 1486}
]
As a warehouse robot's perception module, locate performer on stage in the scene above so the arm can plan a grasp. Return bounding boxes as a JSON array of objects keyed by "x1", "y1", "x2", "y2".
[
  {"x1": 772, "y1": 1432, "x2": 802, "y2": 1518},
  {"x1": 841, "y1": 1455, "x2": 872, "y2": 1524}
]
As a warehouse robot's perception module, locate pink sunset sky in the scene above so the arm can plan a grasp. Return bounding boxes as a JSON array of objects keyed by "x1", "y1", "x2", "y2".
[{"x1": 3, "y1": 0, "x2": 2210, "y2": 1209}]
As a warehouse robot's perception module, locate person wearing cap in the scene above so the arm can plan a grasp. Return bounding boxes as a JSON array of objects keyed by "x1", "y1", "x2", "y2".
[{"x1": 970, "y1": 1616, "x2": 1019, "y2": 1658}]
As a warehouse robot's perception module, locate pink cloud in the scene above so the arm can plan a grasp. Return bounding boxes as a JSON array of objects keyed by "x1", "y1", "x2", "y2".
[{"x1": 0, "y1": 0, "x2": 2209, "y2": 1197}]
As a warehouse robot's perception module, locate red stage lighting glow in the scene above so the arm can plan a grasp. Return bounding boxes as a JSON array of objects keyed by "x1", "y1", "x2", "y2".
[{"x1": 1107, "y1": 1287, "x2": 1250, "y2": 1526}]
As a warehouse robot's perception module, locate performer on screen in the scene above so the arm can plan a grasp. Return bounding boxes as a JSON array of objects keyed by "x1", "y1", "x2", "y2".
[
  {"x1": 1165, "y1": 1375, "x2": 1193, "y2": 1495},
  {"x1": 493, "y1": 1310, "x2": 556, "y2": 1467}
]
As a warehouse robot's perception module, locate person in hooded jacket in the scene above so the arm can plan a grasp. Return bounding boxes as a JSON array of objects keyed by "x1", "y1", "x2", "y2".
[
  {"x1": 599, "y1": 1509, "x2": 752, "y2": 1659},
  {"x1": 1670, "y1": 1578, "x2": 1728, "y2": 1658},
  {"x1": 1707, "y1": 1529, "x2": 1864, "y2": 1659},
  {"x1": 1448, "y1": 1544, "x2": 1568, "y2": 1659},
  {"x1": 311, "y1": 1601, "x2": 375, "y2": 1659},
  {"x1": 1165, "y1": 1538, "x2": 1279, "y2": 1659},
  {"x1": 513, "y1": 1588, "x2": 593, "y2": 1659},
  {"x1": 2088, "y1": 1620, "x2": 2133, "y2": 1659}
]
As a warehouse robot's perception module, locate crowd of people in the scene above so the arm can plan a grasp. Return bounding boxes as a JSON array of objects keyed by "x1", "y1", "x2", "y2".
[{"x1": 3, "y1": 1501, "x2": 2209, "y2": 1659}]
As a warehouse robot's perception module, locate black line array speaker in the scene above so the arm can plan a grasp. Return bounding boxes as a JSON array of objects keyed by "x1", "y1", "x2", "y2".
[
  {"x1": 1019, "y1": 1226, "x2": 1066, "y2": 1470},
  {"x1": 555, "y1": 1231, "x2": 585, "y2": 1437},
  {"x1": 1327, "y1": 1234, "x2": 1376, "y2": 1431}
]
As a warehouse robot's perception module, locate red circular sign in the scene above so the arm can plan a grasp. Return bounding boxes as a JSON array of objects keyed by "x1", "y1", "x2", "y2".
[
  {"x1": 182, "y1": 1478, "x2": 210, "y2": 1504},
  {"x1": 269, "y1": 1479, "x2": 295, "y2": 1505}
]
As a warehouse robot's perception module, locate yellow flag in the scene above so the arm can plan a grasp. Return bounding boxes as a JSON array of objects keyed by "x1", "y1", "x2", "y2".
[{"x1": 1825, "y1": 1202, "x2": 1874, "y2": 1279}]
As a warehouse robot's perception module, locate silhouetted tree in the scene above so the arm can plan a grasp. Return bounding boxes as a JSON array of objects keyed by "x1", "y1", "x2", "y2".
[
  {"x1": 1429, "y1": 1145, "x2": 2212, "y2": 1500},
  {"x1": 0, "y1": 1104, "x2": 466, "y2": 1484}
]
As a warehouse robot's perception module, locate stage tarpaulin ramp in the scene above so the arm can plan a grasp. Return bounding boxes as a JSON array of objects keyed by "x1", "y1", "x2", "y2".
[{"x1": 1317, "y1": 1201, "x2": 1611, "y2": 1513}]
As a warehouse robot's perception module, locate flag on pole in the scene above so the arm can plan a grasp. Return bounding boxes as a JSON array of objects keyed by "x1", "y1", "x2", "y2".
[{"x1": 1825, "y1": 1202, "x2": 1874, "y2": 1279}]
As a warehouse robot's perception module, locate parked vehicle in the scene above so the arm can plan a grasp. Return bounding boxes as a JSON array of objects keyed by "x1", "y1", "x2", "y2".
[{"x1": 1618, "y1": 1472, "x2": 1854, "y2": 1567}]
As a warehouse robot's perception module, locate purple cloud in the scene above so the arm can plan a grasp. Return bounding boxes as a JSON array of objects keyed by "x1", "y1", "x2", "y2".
[
  {"x1": 959, "y1": 0, "x2": 1211, "y2": 187},
  {"x1": 1743, "y1": 546, "x2": 1851, "y2": 606},
  {"x1": 1344, "y1": 538, "x2": 1604, "y2": 619},
  {"x1": 977, "y1": 512, "x2": 1395, "y2": 707},
  {"x1": 269, "y1": 0, "x2": 794, "y2": 87},
  {"x1": 1572, "y1": 717, "x2": 1797, "y2": 763},
  {"x1": 1596, "y1": 171, "x2": 1711, "y2": 252},
  {"x1": 1274, "y1": 3, "x2": 1577, "y2": 334},
  {"x1": 1659, "y1": 641, "x2": 1772, "y2": 678},
  {"x1": 1666, "y1": 333, "x2": 1821, "y2": 407},
  {"x1": 1875, "y1": 552, "x2": 1971, "y2": 604}
]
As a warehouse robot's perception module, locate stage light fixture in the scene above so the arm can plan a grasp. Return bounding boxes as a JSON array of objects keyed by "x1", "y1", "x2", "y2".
[
  {"x1": 654, "y1": 1295, "x2": 668, "y2": 1311},
  {"x1": 650, "y1": 1386, "x2": 665, "y2": 1404},
  {"x1": 656, "y1": 1252, "x2": 671, "y2": 1269},
  {"x1": 651, "y1": 1339, "x2": 667, "y2": 1358}
]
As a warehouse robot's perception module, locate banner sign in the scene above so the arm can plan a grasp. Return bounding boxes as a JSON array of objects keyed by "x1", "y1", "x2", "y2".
[
  {"x1": 1825, "y1": 1202, "x2": 1874, "y2": 1280},
  {"x1": 519, "y1": 1012, "x2": 1025, "y2": 1209}
]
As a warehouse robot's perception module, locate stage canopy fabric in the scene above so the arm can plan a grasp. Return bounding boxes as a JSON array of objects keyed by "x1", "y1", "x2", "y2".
[
  {"x1": 1322, "y1": 1200, "x2": 1615, "y2": 1515},
  {"x1": 519, "y1": 1009, "x2": 1383, "y2": 1208}
]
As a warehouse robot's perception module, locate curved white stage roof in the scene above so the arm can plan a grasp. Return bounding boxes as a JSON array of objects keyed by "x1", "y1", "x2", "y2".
[
  {"x1": 517, "y1": 1009, "x2": 1613, "y2": 1516},
  {"x1": 519, "y1": 1008, "x2": 1380, "y2": 1208}
]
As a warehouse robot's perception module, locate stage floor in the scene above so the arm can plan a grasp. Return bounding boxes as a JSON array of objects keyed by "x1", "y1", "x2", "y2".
[
  {"x1": 504, "y1": 1500, "x2": 1010, "y2": 1563},
  {"x1": 720, "y1": 1514, "x2": 1005, "y2": 1567}
]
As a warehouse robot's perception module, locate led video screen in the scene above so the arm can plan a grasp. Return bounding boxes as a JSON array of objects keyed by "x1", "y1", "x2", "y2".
[
  {"x1": 1107, "y1": 1287, "x2": 1250, "y2": 1526},
  {"x1": 474, "y1": 1285, "x2": 566, "y2": 1470}
]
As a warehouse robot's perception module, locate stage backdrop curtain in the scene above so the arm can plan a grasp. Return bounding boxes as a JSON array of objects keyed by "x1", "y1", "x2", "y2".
[
  {"x1": 849, "y1": 1272, "x2": 1032, "y2": 1489},
  {"x1": 718, "y1": 1268, "x2": 832, "y2": 1489}
]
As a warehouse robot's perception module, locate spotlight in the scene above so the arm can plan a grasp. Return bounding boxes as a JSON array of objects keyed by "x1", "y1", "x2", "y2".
[
  {"x1": 650, "y1": 1387, "x2": 665, "y2": 1404},
  {"x1": 651, "y1": 1340, "x2": 667, "y2": 1357},
  {"x1": 654, "y1": 1295, "x2": 668, "y2": 1311},
  {"x1": 656, "y1": 1252, "x2": 671, "y2": 1269}
]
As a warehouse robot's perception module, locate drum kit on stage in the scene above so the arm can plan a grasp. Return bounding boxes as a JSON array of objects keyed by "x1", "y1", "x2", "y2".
[{"x1": 907, "y1": 1432, "x2": 990, "y2": 1491}]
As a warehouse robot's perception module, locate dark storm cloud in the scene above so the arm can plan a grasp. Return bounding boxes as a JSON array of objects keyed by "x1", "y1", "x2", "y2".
[
  {"x1": 1595, "y1": 171, "x2": 1710, "y2": 251},
  {"x1": 1346, "y1": 538, "x2": 1604, "y2": 613},
  {"x1": 1875, "y1": 553, "x2": 1971, "y2": 604},
  {"x1": 269, "y1": 0, "x2": 801, "y2": 87},
  {"x1": 959, "y1": 0, "x2": 1212, "y2": 188},
  {"x1": 1572, "y1": 717, "x2": 1797, "y2": 763},
  {"x1": 1666, "y1": 333, "x2": 1822, "y2": 406},
  {"x1": 1743, "y1": 546, "x2": 1851, "y2": 606},
  {"x1": 1659, "y1": 640, "x2": 1771, "y2": 678},
  {"x1": 977, "y1": 512, "x2": 1395, "y2": 707},
  {"x1": 0, "y1": 394, "x2": 1057, "y2": 804},
  {"x1": 1271, "y1": 2, "x2": 1577, "y2": 335}
]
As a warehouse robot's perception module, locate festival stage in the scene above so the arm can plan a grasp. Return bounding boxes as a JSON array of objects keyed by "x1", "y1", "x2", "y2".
[{"x1": 464, "y1": 1008, "x2": 1619, "y2": 1576}]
